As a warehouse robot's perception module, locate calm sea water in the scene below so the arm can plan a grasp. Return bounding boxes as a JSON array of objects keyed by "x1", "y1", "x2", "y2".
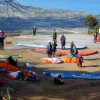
[{"x1": 18, "y1": 0, "x2": 100, "y2": 15}]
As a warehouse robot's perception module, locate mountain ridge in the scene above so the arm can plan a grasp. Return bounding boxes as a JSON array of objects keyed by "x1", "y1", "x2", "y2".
[{"x1": 0, "y1": 3, "x2": 100, "y2": 33}]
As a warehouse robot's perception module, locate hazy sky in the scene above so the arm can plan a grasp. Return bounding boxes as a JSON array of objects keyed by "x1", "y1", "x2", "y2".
[{"x1": 16, "y1": 0, "x2": 100, "y2": 14}]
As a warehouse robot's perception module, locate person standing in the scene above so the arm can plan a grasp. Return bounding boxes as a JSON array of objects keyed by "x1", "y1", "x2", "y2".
[
  {"x1": 70, "y1": 41, "x2": 78, "y2": 56},
  {"x1": 0, "y1": 30, "x2": 5, "y2": 50},
  {"x1": 33, "y1": 26, "x2": 37, "y2": 36},
  {"x1": 46, "y1": 40, "x2": 52, "y2": 58},
  {"x1": 60, "y1": 34, "x2": 66, "y2": 50},
  {"x1": 52, "y1": 29, "x2": 57, "y2": 43},
  {"x1": 51, "y1": 40, "x2": 57, "y2": 57},
  {"x1": 93, "y1": 32, "x2": 98, "y2": 43}
]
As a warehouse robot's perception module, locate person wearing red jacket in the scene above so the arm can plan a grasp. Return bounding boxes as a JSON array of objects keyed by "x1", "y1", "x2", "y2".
[{"x1": 76, "y1": 55, "x2": 83, "y2": 67}]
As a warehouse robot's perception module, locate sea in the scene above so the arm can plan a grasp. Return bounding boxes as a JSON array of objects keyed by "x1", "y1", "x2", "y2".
[{"x1": 17, "y1": 0, "x2": 100, "y2": 15}]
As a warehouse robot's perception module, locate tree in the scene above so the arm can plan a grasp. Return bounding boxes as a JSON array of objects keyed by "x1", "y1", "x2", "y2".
[
  {"x1": 84, "y1": 14, "x2": 98, "y2": 33},
  {"x1": 94, "y1": 24, "x2": 100, "y2": 33}
]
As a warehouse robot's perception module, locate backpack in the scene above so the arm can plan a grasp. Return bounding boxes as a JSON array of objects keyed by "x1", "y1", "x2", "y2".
[
  {"x1": 53, "y1": 75, "x2": 65, "y2": 85},
  {"x1": 7, "y1": 56, "x2": 17, "y2": 67},
  {"x1": 51, "y1": 41, "x2": 57, "y2": 50},
  {"x1": 51, "y1": 41, "x2": 54, "y2": 50}
]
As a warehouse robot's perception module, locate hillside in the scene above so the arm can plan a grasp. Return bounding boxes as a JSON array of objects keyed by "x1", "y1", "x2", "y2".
[{"x1": 0, "y1": 3, "x2": 100, "y2": 33}]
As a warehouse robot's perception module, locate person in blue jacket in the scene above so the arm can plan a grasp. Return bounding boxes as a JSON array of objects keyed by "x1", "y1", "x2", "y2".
[{"x1": 46, "y1": 40, "x2": 52, "y2": 58}]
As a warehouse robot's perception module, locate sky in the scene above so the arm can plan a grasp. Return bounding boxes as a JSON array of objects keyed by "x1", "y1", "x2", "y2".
[{"x1": 16, "y1": 0, "x2": 100, "y2": 15}]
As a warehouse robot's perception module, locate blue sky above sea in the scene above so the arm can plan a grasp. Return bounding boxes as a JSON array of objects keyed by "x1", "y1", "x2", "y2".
[{"x1": 16, "y1": 0, "x2": 100, "y2": 15}]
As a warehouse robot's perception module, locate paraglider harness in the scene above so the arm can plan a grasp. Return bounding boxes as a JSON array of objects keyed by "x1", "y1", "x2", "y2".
[
  {"x1": 7, "y1": 56, "x2": 17, "y2": 67},
  {"x1": 53, "y1": 75, "x2": 65, "y2": 85}
]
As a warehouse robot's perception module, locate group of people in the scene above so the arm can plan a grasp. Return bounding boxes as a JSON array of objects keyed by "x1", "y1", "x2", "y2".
[
  {"x1": 46, "y1": 29, "x2": 78, "y2": 57},
  {"x1": 46, "y1": 30, "x2": 57, "y2": 58},
  {"x1": 46, "y1": 29, "x2": 84, "y2": 67},
  {"x1": 52, "y1": 29, "x2": 78, "y2": 56},
  {"x1": 52, "y1": 29, "x2": 66, "y2": 50},
  {"x1": 46, "y1": 40, "x2": 57, "y2": 58},
  {"x1": 46, "y1": 33, "x2": 83, "y2": 67}
]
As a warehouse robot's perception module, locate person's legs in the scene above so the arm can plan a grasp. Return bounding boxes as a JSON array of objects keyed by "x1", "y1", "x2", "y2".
[
  {"x1": 61, "y1": 44, "x2": 63, "y2": 50},
  {"x1": 61, "y1": 42, "x2": 64, "y2": 50},
  {"x1": 34, "y1": 31, "x2": 35, "y2": 35},
  {"x1": 0, "y1": 39, "x2": 2, "y2": 50},
  {"x1": 62, "y1": 45, "x2": 64, "y2": 49},
  {"x1": 77, "y1": 59, "x2": 79, "y2": 66},
  {"x1": 50, "y1": 50, "x2": 52, "y2": 57},
  {"x1": 2, "y1": 39, "x2": 4, "y2": 50},
  {"x1": 52, "y1": 51, "x2": 55, "y2": 57},
  {"x1": 95, "y1": 39, "x2": 96, "y2": 43},
  {"x1": 79, "y1": 61, "x2": 82, "y2": 67},
  {"x1": 47, "y1": 51, "x2": 50, "y2": 58},
  {"x1": 0, "y1": 43, "x2": 2, "y2": 50},
  {"x1": 34, "y1": 30, "x2": 36, "y2": 35},
  {"x1": 63, "y1": 41, "x2": 66, "y2": 49},
  {"x1": 62, "y1": 41, "x2": 65, "y2": 50},
  {"x1": 94, "y1": 38, "x2": 96, "y2": 43},
  {"x1": 47, "y1": 50, "x2": 52, "y2": 58},
  {"x1": 64, "y1": 45, "x2": 65, "y2": 49},
  {"x1": 0, "y1": 39, "x2": 4, "y2": 50},
  {"x1": 62, "y1": 44, "x2": 65, "y2": 50}
]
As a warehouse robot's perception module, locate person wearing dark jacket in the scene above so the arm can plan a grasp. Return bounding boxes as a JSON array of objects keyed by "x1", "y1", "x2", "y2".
[
  {"x1": 0, "y1": 30, "x2": 5, "y2": 50},
  {"x1": 51, "y1": 40, "x2": 57, "y2": 57},
  {"x1": 93, "y1": 32, "x2": 98, "y2": 43},
  {"x1": 52, "y1": 29, "x2": 57, "y2": 43},
  {"x1": 60, "y1": 34, "x2": 66, "y2": 50},
  {"x1": 33, "y1": 26, "x2": 37, "y2": 36},
  {"x1": 70, "y1": 41, "x2": 78, "y2": 55}
]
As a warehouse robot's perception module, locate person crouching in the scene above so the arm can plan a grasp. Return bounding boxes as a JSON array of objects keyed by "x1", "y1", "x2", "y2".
[{"x1": 76, "y1": 55, "x2": 83, "y2": 67}]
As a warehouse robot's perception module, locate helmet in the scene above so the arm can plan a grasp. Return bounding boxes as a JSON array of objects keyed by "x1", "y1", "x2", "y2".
[
  {"x1": 48, "y1": 40, "x2": 51, "y2": 43},
  {"x1": 70, "y1": 41, "x2": 73, "y2": 44}
]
